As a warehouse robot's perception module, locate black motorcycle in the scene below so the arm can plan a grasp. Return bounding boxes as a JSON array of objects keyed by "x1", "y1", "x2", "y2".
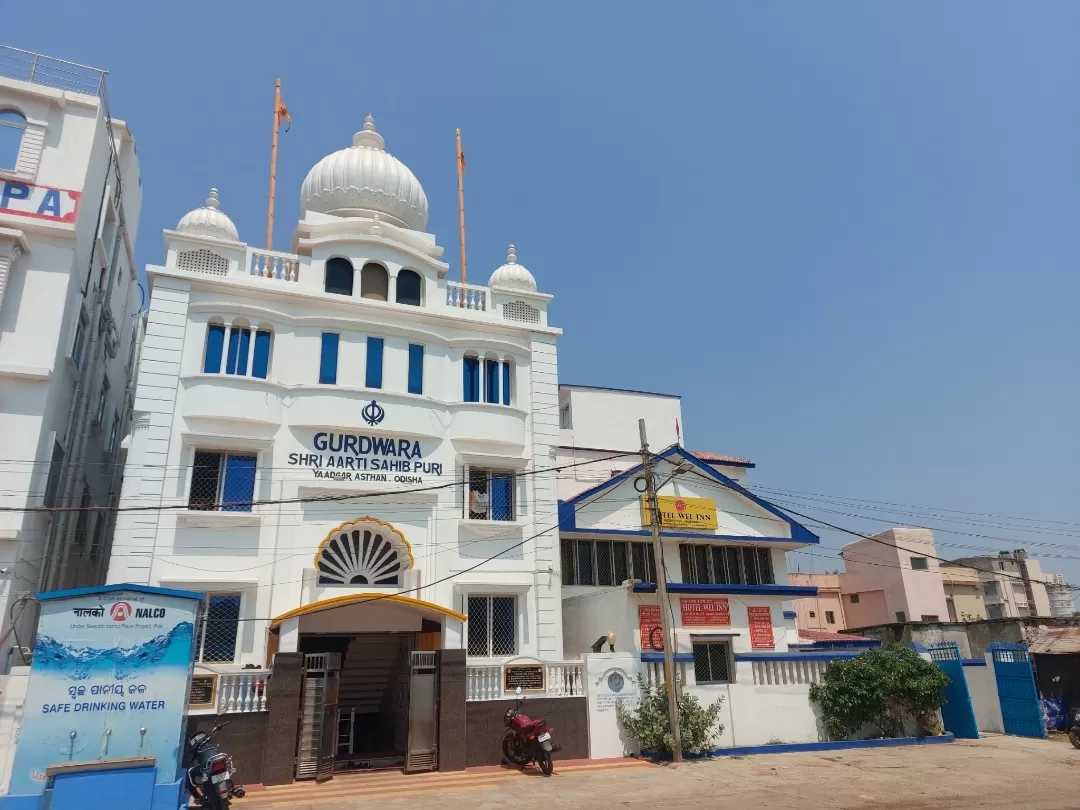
[{"x1": 185, "y1": 721, "x2": 246, "y2": 809}]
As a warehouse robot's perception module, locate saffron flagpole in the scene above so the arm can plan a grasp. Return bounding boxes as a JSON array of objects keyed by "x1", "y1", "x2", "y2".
[
  {"x1": 266, "y1": 79, "x2": 291, "y2": 252},
  {"x1": 456, "y1": 128, "x2": 467, "y2": 301}
]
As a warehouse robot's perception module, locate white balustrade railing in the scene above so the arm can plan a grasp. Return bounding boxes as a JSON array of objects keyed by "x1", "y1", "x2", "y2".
[
  {"x1": 247, "y1": 248, "x2": 299, "y2": 282},
  {"x1": 217, "y1": 670, "x2": 270, "y2": 713},
  {"x1": 446, "y1": 281, "x2": 488, "y2": 311},
  {"x1": 643, "y1": 661, "x2": 686, "y2": 687},
  {"x1": 751, "y1": 658, "x2": 827, "y2": 686},
  {"x1": 465, "y1": 662, "x2": 585, "y2": 701}
]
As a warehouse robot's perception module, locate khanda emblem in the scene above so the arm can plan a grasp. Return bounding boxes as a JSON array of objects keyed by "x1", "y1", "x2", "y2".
[{"x1": 362, "y1": 400, "x2": 385, "y2": 427}]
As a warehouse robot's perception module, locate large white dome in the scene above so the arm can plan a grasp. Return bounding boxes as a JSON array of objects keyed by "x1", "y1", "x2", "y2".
[
  {"x1": 176, "y1": 189, "x2": 239, "y2": 241},
  {"x1": 300, "y1": 116, "x2": 428, "y2": 230}
]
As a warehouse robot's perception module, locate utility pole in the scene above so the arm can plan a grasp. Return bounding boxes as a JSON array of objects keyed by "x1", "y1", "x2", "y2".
[{"x1": 639, "y1": 419, "x2": 683, "y2": 763}]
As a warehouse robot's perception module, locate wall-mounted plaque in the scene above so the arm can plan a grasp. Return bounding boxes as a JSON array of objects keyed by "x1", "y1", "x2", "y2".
[
  {"x1": 504, "y1": 664, "x2": 545, "y2": 694},
  {"x1": 188, "y1": 674, "x2": 218, "y2": 708}
]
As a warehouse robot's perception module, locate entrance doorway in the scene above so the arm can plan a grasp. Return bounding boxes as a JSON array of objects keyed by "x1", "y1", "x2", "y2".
[{"x1": 298, "y1": 630, "x2": 440, "y2": 774}]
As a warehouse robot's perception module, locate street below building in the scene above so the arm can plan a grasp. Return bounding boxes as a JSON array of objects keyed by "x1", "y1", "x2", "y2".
[{"x1": 235, "y1": 735, "x2": 1079, "y2": 809}]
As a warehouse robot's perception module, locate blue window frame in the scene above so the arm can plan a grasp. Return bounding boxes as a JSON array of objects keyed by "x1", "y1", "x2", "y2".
[
  {"x1": 221, "y1": 454, "x2": 257, "y2": 512},
  {"x1": 320, "y1": 333, "x2": 339, "y2": 384},
  {"x1": 501, "y1": 361, "x2": 512, "y2": 406},
  {"x1": 484, "y1": 359, "x2": 499, "y2": 403},
  {"x1": 463, "y1": 356, "x2": 480, "y2": 402},
  {"x1": 491, "y1": 473, "x2": 515, "y2": 520},
  {"x1": 408, "y1": 343, "x2": 424, "y2": 395},
  {"x1": 225, "y1": 327, "x2": 251, "y2": 375},
  {"x1": 0, "y1": 110, "x2": 26, "y2": 171},
  {"x1": 366, "y1": 337, "x2": 384, "y2": 389},
  {"x1": 204, "y1": 324, "x2": 225, "y2": 374},
  {"x1": 251, "y1": 330, "x2": 272, "y2": 379},
  {"x1": 188, "y1": 450, "x2": 257, "y2": 512}
]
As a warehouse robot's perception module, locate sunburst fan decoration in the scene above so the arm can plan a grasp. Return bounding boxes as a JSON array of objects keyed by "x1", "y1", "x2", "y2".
[{"x1": 314, "y1": 517, "x2": 414, "y2": 586}]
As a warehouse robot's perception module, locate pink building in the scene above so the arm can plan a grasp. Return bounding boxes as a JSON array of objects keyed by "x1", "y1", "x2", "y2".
[{"x1": 789, "y1": 573, "x2": 847, "y2": 632}]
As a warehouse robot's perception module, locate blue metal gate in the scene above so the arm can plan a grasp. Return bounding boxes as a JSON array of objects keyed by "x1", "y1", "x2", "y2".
[
  {"x1": 989, "y1": 642, "x2": 1045, "y2": 738},
  {"x1": 926, "y1": 642, "x2": 979, "y2": 739}
]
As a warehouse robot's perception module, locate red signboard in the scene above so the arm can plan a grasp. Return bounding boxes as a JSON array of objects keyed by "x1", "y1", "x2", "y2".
[
  {"x1": 638, "y1": 605, "x2": 663, "y2": 650},
  {"x1": 748, "y1": 606, "x2": 775, "y2": 649},
  {"x1": 680, "y1": 597, "x2": 731, "y2": 626}
]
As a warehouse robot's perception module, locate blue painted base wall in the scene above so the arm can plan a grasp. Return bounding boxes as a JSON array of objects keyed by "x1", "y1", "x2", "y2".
[
  {"x1": 0, "y1": 772, "x2": 185, "y2": 810},
  {"x1": 644, "y1": 733, "x2": 956, "y2": 760}
]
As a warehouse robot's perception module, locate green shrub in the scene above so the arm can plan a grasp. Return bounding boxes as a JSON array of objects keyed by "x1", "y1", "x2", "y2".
[
  {"x1": 616, "y1": 676, "x2": 724, "y2": 755},
  {"x1": 808, "y1": 646, "x2": 950, "y2": 740}
]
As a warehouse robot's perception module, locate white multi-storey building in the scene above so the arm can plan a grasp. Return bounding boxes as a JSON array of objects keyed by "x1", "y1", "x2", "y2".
[
  {"x1": 0, "y1": 47, "x2": 142, "y2": 669},
  {"x1": 105, "y1": 115, "x2": 564, "y2": 763}
]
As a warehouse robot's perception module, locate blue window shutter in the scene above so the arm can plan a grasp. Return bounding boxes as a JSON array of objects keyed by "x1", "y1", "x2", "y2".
[
  {"x1": 203, "y1": 325, "x2": 225, "y2": 373},
  {"x1": 502, "y1": 361, "x2": 511, "y2": 406},
  {"x1": 463, "y1": 357, "x2": 479, "y2": 402},
  {"x1": 236, "y1": 329, "x2": 251, "y2": 376},
  {"x1": 366, "y1": 337, "x2": 384, "y2": 389},
  {"x1": 252, "y1": 331, "x2": 271, "y2": 379},
  {"x1": 320, "y1": 333, "x2": 339, "y2": 384},
  {"x1": 408, "y1": 344, "x2": 424, "y2": 395},
  {"x1": 221, "y1": 454, "x2": 257, "y2": 512},
  {"x1": 225, "y1": 327, "x2": 240, "y2": 374},
  {"x1": 491, "y1": 473, "x2": 514, "y2": 520},
  {"x1": 484, "y1": 359, "x2": 499, "y2": 403}
]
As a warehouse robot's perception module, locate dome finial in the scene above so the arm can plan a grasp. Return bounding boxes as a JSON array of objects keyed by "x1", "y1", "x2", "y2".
[
  {"x1": 176, "y1": 187, "x2": 238, "y2": 241},
  {"x1": 352, "y1": 115, "x2": 385, "y2": 150},
  {"x1": 489, "y1": 244, "x2": 537, "y2": 291},
  {"x1": 506, "y1": 244, "x2": 517, "y2": 264},
  {"x1": 205, "y1": 188, "x2": 220, "y2": 210}
]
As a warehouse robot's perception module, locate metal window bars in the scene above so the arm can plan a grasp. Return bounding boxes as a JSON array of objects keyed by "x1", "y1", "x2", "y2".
[
  {"x1": 692, "y1": 642, "x2": 731, "y2": 684},
  {"x1": 466, "y1": 595, "x2": 516, "y2": 657},
  {"x1": 194, "y1": 594, "x2": 241, "y2": 663},
  {"x1": 561, "y1": 538, "x2": 655, "y2": 586},
  {"x1": 467, "y1": 468, "x2": 514, "y2": 521},
  {"x1": 678, "y1": 543, "x2": 775, "y2": 586}
]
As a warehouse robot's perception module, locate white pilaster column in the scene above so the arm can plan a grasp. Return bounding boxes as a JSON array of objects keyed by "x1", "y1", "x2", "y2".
[{"x1": 0, "y1": 231, "x2": 28, "y2": 322}]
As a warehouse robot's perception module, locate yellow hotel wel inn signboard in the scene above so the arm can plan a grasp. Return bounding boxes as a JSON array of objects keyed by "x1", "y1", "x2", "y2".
[{"x1": 641, "y1": 496, "x2": 718, "y2": 530}]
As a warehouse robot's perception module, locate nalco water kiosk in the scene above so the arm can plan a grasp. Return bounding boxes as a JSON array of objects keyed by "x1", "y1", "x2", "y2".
[{"x1": 1, "y1": 584, "x2": 202, "y2": 810}]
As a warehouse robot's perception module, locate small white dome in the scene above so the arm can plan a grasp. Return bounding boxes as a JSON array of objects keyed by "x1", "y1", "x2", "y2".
[
  {"x1": 488, "y1": 245, "x2": 537, "y2": 291},
  {"x1": 300, "y1": 115, "x2": 428, "y2": 230},
  {"x1": 176, "y1": 189, "x2": 239, "y2": 241}
]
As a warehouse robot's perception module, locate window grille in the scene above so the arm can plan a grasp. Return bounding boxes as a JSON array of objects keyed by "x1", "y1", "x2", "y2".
[
  {"x1": 188, "y1": 451, "x2": 257, "y2": 512},
  {"x1": 503, "y1": 300, "x2": 540, "y2": 324},
  {"x1": 194, "y1": 593, "x2": 241, "y2": 663},
  {"x1": 678, "y1": 544, "x2": 775, "y2": 585},
  {"x1": 693, "y1": 642, "x2": 732, "y2": 684},
  {"x1": 178, "y1": 248, "x2": 228, "y2": 276},
  {"x1": 43, "y1": 441, "x2": 65, "y2": 509},
  {"x1": 561, "y1": 538, "x2": 655, "y2": 585},
  {"x1": 71, "y1": 308, "x2": 89, "y2": 371},
  {"x1": 468, "y1": 468, "x2": 515, "y2": 521},
  {"x1": 467, "y1": 595, "x2": 516, "y2": 657}
]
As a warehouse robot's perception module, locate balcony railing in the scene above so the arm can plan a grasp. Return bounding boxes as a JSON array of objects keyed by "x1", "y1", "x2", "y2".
[
  {"x1": 248, "y1": 248, "x2": 299, "y2": 282},
  {"x1": 217, "y1": 670, "x2": 270, "y2": 712},
  {"x1": 466, "y1": 661, "x2": 584, "y2": 701},
  {"x1": 446, "y1": 281, "x2": 487, "y2": 311},
  {"x1": 0, "y1": 45, "x2": 107, "y2": 96}
]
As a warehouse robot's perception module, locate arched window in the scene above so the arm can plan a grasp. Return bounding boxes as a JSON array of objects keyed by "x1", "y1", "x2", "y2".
[
  {"x1": 484, "y1": 355, "x2": 500, "y2": 404},
  {"x1": 395, "y1": 269, "x2": 422, "y2": 306},
  {"x1": 324, "y1": 257, "x2": 354, "y2": 296},
  {"x1": 251, "y1": 327, "x2": 273, "y2": 379},
  {"x1": 360, "y1": 262, "x2": 389, "y2": 301},
  {"x1": 501, "y1": 358, "x2": 513, "y2": 406},
  {"x1": 0, "y1": 110, "x2": 26, "y2": 171},
  {"x1": 203, "y1": 321, "x2": 226, "y2": 374},
  {"x1": 315, "y1": 518, "x2": 413, "y2": 586},
  {"x1": 463, "y1": 352, "x2": 480, "y2": 402}
]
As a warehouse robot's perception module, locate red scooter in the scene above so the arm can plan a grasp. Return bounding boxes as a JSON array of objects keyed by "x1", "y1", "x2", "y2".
[{"x1": 502, "y1": 687, "x2": 559, "y2": 775}]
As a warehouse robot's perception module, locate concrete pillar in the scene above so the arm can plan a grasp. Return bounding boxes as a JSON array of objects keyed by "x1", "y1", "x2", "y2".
[
  {"x1": 278, "y1": 616, "x2": 299, "y2": 652},
  {"x1": 262, "y1": 652, "x2": 304, "y2": 786},
  {"x1": 438, "y1": 648, "x2": 466, "y2": 772},
  {"x1": 0, "y1": 234, "x2": 26, "y2": 323}
]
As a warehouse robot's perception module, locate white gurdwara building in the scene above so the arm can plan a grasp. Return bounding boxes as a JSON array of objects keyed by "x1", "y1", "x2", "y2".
[{"x1": 106, "y1": 116, "x2": 564, "y2": 676}]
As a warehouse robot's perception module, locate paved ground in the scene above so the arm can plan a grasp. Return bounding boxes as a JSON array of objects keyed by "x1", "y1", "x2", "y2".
[{"x1": 235, "y1": 735, "x2": 1080, "y2": 809}]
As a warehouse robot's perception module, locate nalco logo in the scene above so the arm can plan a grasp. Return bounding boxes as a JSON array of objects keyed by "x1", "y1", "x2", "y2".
[{"x1": 110, "y1": 602, "x2": 132, "y2": 622}]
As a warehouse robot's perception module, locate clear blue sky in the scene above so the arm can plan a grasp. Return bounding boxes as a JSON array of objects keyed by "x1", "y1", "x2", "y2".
[{"x1": 8, "y1": 3, "x2": 1080, "y2": 581}]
